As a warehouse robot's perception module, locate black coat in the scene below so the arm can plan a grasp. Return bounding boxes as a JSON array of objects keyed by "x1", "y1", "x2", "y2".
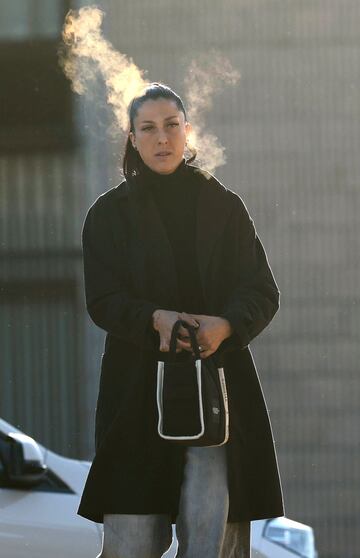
[{"x1": 77, "y1": 163, "x2": 285, "y2": 524}]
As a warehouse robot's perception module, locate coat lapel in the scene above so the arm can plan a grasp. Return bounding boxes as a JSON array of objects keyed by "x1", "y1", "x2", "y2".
[
  {"x1": 115, "y1": 166, "x2": 233, "y2": 311},
  {"x1": 115, "y1": 176, "x2": 180, "y2": 309},
  {"x1": 194, "y1": 169, "x2": 233, "y2": 286}
]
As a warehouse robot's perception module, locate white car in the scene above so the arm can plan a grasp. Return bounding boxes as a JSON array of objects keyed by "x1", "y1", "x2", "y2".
[{"x1": 0, "y1": 418, "x2": 317, "y2": 557}]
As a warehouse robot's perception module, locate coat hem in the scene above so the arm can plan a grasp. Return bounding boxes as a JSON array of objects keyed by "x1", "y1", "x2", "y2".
[{"x1": 77, "y1": 505, "x2": 285, "y2": 525}]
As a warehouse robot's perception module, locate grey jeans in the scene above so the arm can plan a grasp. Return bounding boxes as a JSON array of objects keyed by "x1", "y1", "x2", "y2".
[{"x1": 97, "y1": 445, "x2": 251, "y2": 558}]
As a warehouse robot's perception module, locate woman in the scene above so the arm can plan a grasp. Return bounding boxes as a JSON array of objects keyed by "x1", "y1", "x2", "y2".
[{"x1": 78, "y1": 82, "x2": 284, "y2": 558}]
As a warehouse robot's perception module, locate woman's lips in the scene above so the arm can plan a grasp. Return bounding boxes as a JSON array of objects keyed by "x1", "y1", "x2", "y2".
[{"x1": 155, "y1": 152, "x2": 171, "y2": 157}]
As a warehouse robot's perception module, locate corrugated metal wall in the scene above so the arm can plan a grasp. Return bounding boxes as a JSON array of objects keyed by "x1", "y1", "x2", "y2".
[
  {"x1": 2, "y1": 279, "x2": 79, "y2": 453},
  {"x1": 1, "y1": 152, "x2": 89, "y2": 457}
]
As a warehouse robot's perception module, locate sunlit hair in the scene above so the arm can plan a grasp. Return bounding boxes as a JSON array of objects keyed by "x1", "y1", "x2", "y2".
[{"x1": 122, "y1": 82, "x2": 196, "y2": 178}]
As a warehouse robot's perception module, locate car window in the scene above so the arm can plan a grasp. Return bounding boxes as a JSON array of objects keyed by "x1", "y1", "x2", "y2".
[
  {"x1": 32, "y1": 469, "x2": 75, "y2": 494},
  {"x1": 0, "y1": 434, "x2": 73, "y2": 493}
]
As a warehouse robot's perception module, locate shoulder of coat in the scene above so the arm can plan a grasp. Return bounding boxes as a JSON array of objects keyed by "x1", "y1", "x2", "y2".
[
  {"x1": 187, "y1": 164, "x2": 248, "y2": 211},
  {"x1": 87, "y1": 180, "x2": 128, "y2": 212},
  {"x1": 186, "y1": 164, "x2": 230, "y2": 195}
]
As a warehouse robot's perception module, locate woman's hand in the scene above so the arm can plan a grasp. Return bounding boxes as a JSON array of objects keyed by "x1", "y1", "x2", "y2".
[
  {"x1": 152, "y1": 309, "x2": 199, "y2": 353},
  {"x1": 177, "y1": 314, "x2": 233, "y2": 359}
]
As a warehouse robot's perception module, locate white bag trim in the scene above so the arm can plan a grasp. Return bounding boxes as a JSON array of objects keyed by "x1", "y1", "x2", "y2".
[
  {"x1": 156, "y1": 359, "x2": 230, "y2": 446},
  {"x1": 218, "y1": 367, "x2": 230, "y2": 446}
]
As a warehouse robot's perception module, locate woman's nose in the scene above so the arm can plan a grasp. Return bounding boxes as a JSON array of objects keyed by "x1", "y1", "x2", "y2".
[{"x1": 157, "y1": 129, "x2": 169, "y2": 143}]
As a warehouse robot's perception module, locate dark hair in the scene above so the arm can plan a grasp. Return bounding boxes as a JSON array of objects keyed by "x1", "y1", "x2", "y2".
[{"x1": 122, "y1": 82, "x2": 196, "y2": 178}]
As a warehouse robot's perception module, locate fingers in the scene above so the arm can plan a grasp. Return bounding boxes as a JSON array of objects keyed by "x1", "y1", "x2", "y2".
[
  {"x1": 159, "y1": 329, "x2": 193, "y2": 352},
  {"x1": 178, "y1": 312, "x2": 200, "y2": 328},
  {"x1": 157, "y1": 311, "x2": 202, "y2": 353},
  {"x1": 178, "y1": 325, "x2": 196, "y2": 337},
  {"x1": 159, "y1": 334, "x2": 193, "y2": 352},
  {"x1": 159, "y1": 340, "x2": 170, "y2": 352},
  {"x1": 159, "y1": 340, "x2": 192, "y2": 353},
  {"x1": 176, "y1": 338, "x2": 193, "y2": 351},
  {"x1": 160, "y1": 336, "x2": 214, "y2": 357},
  {"x1": 179, "y1": 334, "x2": 213, "y2": 358},
  {"x1": 198, "y1": 348, "x2": 214, "y2": 359}
]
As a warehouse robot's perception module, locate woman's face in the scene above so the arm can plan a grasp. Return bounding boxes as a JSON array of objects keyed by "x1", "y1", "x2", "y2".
[{"x1": 129, "y1": 98, "x2": 191, "y2": 175}]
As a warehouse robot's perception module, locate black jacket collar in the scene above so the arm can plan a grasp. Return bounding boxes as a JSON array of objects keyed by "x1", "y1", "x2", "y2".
[{"x1": 113, "y1": 164, "x2": 233, "y2": 306}]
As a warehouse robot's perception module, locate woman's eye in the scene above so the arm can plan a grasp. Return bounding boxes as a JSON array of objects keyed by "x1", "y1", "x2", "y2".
[{"x1": 141, "y1": 123, "x2": 178, "y2": 131}]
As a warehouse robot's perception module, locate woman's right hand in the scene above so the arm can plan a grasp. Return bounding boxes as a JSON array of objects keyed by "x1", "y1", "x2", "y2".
[{"x1": 152, "y1": 309, "x2": 199, "y2": 353}]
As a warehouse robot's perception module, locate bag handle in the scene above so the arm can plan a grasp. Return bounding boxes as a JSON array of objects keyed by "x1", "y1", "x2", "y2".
[{"x1": 169, "y1": 320, "x2": 201, "y2": 359}]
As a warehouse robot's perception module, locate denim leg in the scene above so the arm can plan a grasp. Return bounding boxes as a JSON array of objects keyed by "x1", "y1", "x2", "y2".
[
  {"x1": 175, "y1": 445, "x2": 250, "y2": 558},
  {"x1": 97, "y1": 513, "x2": 173, "y2": 558},
  {"x1": 220, "y1": 521, "x2": 251, "y2": 558}
]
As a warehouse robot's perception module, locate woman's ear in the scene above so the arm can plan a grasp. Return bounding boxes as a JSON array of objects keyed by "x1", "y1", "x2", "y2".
[
  {"x1": 185, "y1": 121, "x2": 192, "y2": 139},
  {"x1": 185, "y1": 122, "x2": 195, "y2": 150},
  {"x1": 129, "y1": 131, "x2": 137, "y2": 150}
]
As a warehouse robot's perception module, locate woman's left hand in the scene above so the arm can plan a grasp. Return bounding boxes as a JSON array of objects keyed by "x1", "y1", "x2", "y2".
[{"x1": 176, "y1": 314, "x2": 233, "y2": 358}]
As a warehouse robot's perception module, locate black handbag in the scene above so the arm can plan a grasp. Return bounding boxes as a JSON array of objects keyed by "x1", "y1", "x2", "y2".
[{"x1": 156, "y1": 319, "x2": 229, "y2": 446}]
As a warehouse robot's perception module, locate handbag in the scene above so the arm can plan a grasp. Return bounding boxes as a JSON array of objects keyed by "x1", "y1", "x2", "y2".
[{"x1": 156, "y1": 319, "x2": 229, "y2": 447}]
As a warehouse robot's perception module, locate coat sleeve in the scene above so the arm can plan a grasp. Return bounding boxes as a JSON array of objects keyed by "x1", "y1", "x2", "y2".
[
  {"x1": 82, "y1": 197, "x2": 160, "y2": 350},
  {"x1": 218, "y1": 193, "x2": 280, "y2": 352}
]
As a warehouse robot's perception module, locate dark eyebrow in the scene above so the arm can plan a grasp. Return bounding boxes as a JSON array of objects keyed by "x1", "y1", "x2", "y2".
[{"x1": 140, "y1": 115, "x2": 180, "y2": 124}]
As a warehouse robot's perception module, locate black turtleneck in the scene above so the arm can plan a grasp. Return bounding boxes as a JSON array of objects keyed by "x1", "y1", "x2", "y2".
[{"x1": 139, "y1": 158, "x2": 206, "y2": 315}]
